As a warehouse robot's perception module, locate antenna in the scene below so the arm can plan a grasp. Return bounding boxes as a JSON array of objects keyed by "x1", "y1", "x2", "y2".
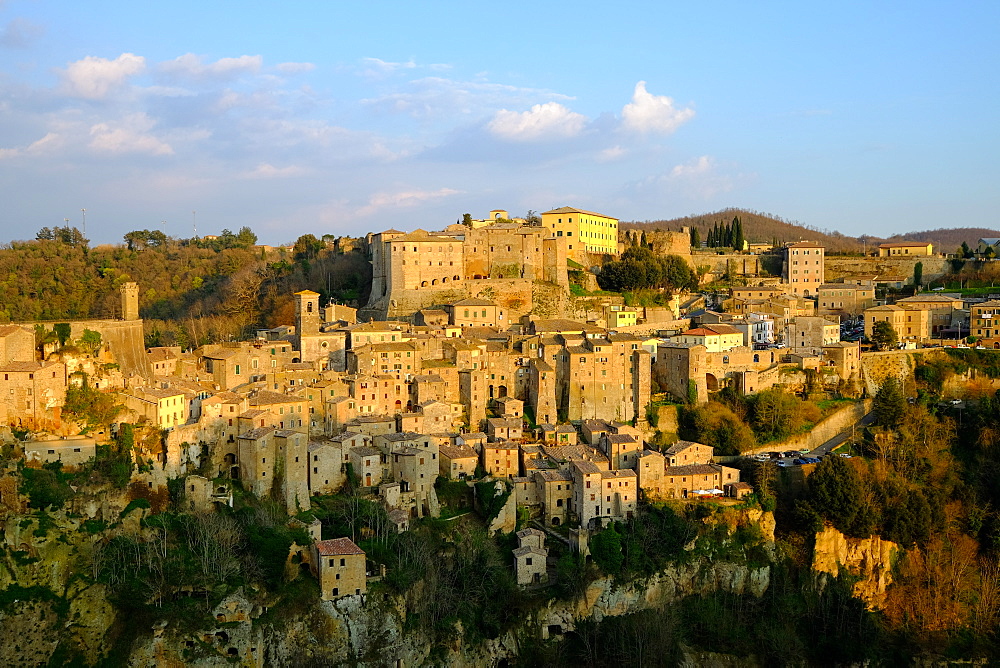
[
  {"x1": 81, "y1": 208, "x2": 87, "y2": 237},
  {"x1": 192, "y1": 210, "x2": 197, "y2": 239}
]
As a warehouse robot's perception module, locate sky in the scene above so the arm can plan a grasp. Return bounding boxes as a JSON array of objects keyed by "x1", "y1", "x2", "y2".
[{"x1": 0, "y1": 1, "x2": 998, "y2": 245}]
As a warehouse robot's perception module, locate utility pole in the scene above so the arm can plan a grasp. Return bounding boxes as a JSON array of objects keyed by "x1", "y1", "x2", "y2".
[
  {"x1": 81, "y1": 208, "x2": 87, "y2": 237},
  {"x1": 192, "y1": 210, "x2": 197, "y2": 239}
]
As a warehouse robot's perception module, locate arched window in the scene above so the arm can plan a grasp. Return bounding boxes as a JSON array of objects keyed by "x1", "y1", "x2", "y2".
[
  {"x1": 722, "y1": 355, "x2": 730, "y2": 364},
  {"x1": 753, "y1": 354, "x2": 759, "y2": 363}
]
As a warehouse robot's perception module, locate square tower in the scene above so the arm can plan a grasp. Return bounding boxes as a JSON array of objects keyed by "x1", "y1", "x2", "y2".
[
  {"x1": 120, "y1": 282, "x2": 140, "y2": 321},
  {"x1": 295, "y1": 290, "x2": 321, "y2": 337}
]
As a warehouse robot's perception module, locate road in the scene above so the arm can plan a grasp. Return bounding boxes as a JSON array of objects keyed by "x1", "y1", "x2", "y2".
[
  {"x1": 758, "y1": 411, "x2": 875, "y2": 467},
  {"x1": 809, "y1": 411, "x2": 875, "y2": 457}
]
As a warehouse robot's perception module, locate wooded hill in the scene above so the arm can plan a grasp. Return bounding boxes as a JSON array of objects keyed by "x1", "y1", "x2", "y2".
[
  {"x1": 623, "y1": 208, "x2": 1000, "y2": 255},
  {"x1": 0, "y1": 229, "x2": 371, "y2": 348}
]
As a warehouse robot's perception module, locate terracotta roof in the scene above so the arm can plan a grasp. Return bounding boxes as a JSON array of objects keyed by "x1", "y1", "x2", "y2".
[
  {"x1": 315, "y1": 537, "x2": 365, "y2": 557},
  {"x1": 541, "y1": 206, "x2": 617, "y2": 220}
]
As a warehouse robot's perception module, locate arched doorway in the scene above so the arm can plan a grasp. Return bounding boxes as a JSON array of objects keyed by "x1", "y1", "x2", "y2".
[{"x1": 706, "y1": 373, "x2": 719, "y2": 391}]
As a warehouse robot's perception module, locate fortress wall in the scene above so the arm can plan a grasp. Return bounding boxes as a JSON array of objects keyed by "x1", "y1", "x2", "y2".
[
  {"x1": 20, "y1": 318, "x2": 149, "y2": 379},
  {"x1": 825, "y1": 256, "x2": 949, "y2": 282}
]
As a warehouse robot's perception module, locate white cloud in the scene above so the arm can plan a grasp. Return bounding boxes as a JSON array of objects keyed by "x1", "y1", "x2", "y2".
[
  {"x1": 89, "y1": 113, "x2": 173, "y2": 156},
  {"x1": 356, "y1": 187, "x2": 460, "y2": 217},
  {"x1": 598, "y1": 145, "x2": 627, "y2": 162},
  {"x1": 487, "y1": 102, "x2": 587, "y2": 142},
  {"x1": 0, "y1": 17, "x2": 44, "y2": 48},
  {"x1": 362, "y1": 76, "x2": 573, "y2": 120},
  {"x1": 661, "y1": 155, "x2": 738, "y2": 199},
  {"x1": 159, "y1": 54, "x2": 262, "y2": 81},
  {"x1": 359, "y1": 57, "x2": 417, "y2": 78},
  {"x1": 59, "y1": 53, "x2": 146, "y2": 99},
  {"x1": 670, "y1": 155, "x2": 714, "y2": 178},
  {"x1": 621, "y1": 81, "x2": 694, "y2": 134},
  {"x1": 245, "y1": 162, "x2": 306, "y2": 179},
  {"x1": 0, "y1": 132, "x2": 62, "y2": 159},
  {"x1": 274, "y1": 61, "x2": 316, "y2": 74}
]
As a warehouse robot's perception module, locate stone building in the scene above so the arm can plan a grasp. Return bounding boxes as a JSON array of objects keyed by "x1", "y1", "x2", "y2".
[
  {"x1": 785, "y1": 316, "x2": 840, "y2": 356},
  {"x1": 365, "y1": 219, "x2": 569, "y2": 320},
  {"x1": 783, "y1": 242, "x2": 825, "y2": 296},
  {"x1": 817, "y1": 283, "x2": 875, "y2": 320},
  {"x1": 0, "y1": 360, "x2": 66, "y2": 428},
  {"x1": 312, "y1": 537, "x2": 366, "y2": 600},
  {"x1": 540, "y1": 206, "x2": 619, "y2": 262},
  {"x1": 513, "y1": 527, "x2": 548, "y2": 586}
]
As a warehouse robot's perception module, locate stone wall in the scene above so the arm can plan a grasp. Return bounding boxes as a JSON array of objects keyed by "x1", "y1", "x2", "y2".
[
  {"x1": 750, "y1": 398, "x2": 872, "y2": 455},
  {"x1": 825, "y1": 256, "x2": 949, "y2": 283}
]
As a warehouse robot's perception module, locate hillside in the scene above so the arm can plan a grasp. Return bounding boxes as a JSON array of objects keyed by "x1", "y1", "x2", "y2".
[
  {"x1": 0, "y1": 230, "x2": 371, "y2": 348},
  {"x1": 623, "y1": 208, "x2": 1000, "y2": 254}
]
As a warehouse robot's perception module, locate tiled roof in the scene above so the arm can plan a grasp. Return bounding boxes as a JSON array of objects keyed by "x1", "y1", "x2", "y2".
[{"x1": 315, "y1": 537, "x2": 365, "y2": 556}]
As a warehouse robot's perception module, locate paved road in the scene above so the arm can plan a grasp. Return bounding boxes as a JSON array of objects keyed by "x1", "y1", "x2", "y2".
[
  {"x1": 810, "y1": 411, "x2": 875, "y2": 457},
  {"x1": 758, "y1": 411, "x2": 875, "y2": 467}
]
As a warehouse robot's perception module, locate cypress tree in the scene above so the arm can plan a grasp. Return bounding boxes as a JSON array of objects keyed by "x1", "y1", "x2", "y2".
[{"x1": 690, "y1": 227, "x2": 701, "y2": 249}]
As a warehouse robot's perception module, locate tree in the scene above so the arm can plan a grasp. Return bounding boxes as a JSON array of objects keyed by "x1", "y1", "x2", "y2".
[
  {"x1": 53, "y1": 323, "x2": 72, "y2": 347},
  {"x1": 873, "y1": 376, "x2": 906, "y2": 429},
  {"x1": 808, "y1": 455, "x2": 868, "y2": 537},
  {"x1": 79, "y1": 329, "x2": 103, "y2": 356},
  {"x1": 235, "y1": 226, "x2": 257, "y2": 248},
  {"x1": 293, "y1": 234, "x2": 323, "y2": 261},
  {"x1": 961, "y1": 241, "x2": 972, "y2": 259},
  {"x1": 870, "y1": 320, "x2": 898, "y2": 350},
  {"x1": 525, "y1": 210, "x2": 541, "y2": 225},
  {"x1": 462, "y1": 213, "x2": 473, "y2": 226},
  {"x1": 732, "y1": 216, "x2": 745, "y2": 251},
  {"x1": 913, "y1": 261, "x2": 923, "y2": 290},
  {"x1": 690, "y1": 227, "x2": 701, "y2": 249}
]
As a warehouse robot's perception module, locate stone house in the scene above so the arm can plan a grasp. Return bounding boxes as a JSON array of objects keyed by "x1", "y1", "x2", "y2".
[
  {"x1": 662, "y1": 440, "x2": 714, "y2": 466},
  {"x1": 24, "y1": 436, "x2": 95, "y2": 467},
  {"x1": 482, "y1": 441, "x2": 519, "y2": 478},
  {"x1": 513, "y1": 528, "x2": 548, "y2": 586},
  {"x1": 312, "y1": 538, "x2": 366, "y2": 600},
  {"x1": 439, "y1": 444, "x2": 478, "y2": 479},
  {"x1": 0, "y1": 360, "x2": 66, "y2": 428}
]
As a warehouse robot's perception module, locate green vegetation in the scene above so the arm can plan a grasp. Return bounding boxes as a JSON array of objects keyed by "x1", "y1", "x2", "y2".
[
  {"x1": 0, "y1": 227, "x2": 371, "y2": 345},
  {"x1": 596, "y1": 247, "x2": 697, "y2": 294},
  {"x1": 870, "y1": 320, "x2": 898, "y2": 350},
  {"x1": 680, "y1": 387, "x2": 822, "y2": 453},
  {"x1": 62, "y1": 379, "x2": 124, "y2": 431}
]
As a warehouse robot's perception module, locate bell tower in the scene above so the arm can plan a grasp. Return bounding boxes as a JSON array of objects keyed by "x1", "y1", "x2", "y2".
[{"x1": 295, "y1": 290, "x2": 321, "y2": 337}]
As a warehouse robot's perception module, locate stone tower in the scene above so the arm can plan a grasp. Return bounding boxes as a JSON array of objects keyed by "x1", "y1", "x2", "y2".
[
  {"x1": 295, "y1": 290, "x2": 321, "y2": 339},
  {"x1": 120, "y1": 282, "x2": 140, "y2": 321}
]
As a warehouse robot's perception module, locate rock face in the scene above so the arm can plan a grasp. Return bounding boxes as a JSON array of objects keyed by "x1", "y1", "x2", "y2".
[{"x1": 812, "y1": 526, "x2": 897, "y2": 609}]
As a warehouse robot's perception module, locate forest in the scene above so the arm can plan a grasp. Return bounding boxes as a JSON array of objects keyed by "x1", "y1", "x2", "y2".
[{"x1": 0, "y1": 227, "x2": 371, "y2": 347}]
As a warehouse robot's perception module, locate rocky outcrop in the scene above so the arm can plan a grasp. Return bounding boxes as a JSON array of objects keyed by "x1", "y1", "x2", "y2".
[{"x1": 812, "y1": 526, "x2": 897, "y2": 609}]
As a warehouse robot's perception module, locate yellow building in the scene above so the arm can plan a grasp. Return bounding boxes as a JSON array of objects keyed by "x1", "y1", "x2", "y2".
[
  {"x1": 541, "y1": 206, "x2": 619, "y2": 260},
  {"x1": 672, "y1": 324, "x2": 744, "y2": 353},
  {"x1": 604, "y1": 305, "x2": 638, "y2": 328},
  {"x1": 877, "y1": 242, "x2": 934, "y2": 257}
]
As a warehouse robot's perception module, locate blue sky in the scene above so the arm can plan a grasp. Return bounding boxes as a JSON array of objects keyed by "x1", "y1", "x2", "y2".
[{"x1": 0, "y1": 1, "x2": 997, "y2": 245}]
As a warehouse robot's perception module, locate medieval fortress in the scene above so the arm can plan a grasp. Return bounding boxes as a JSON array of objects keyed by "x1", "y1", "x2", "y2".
[{"x1": 362, "y1": 207, "x2": 629, "y2": 320}]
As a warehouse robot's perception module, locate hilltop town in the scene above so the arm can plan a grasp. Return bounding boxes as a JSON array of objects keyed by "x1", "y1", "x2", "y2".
[{"x1": 3, "y1": 208, "x2": 1000, "y2": 663}]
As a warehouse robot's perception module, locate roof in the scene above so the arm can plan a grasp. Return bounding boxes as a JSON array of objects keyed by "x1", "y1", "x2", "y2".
[
  {"x1": 249, "y1": 390, "x2": 302, "y2": 406},
  {"x1": 451, "y1": 298, "x2": 496, "y2": 307},
  {"x1": 315, "y1": 537, "x2": 365, "y2": 557},
  {"x1": 513, "y1": 545, "x2": 548, "y2": 558},
  {"x1": 664, "y1": 464, "x2": 723, "y2": 475},
  {"x1": 440, "y1": 445, "x2": 478, "y2": 460},
  {"x1": 663, "y1": 440, "x2": 710, "y2": 456},
  {"x1": 541, "y1": 206, "x2": 617, "y2": 220},
  {"x1": 786, "y1": 241, "x2": 825, "y2": 248},
  {"x1": 878, "y1": 242, "x2": 931, "y2": 248},
  {"x1": 0, "y1": 361, "x2": 42, "y2": 372},
  {"x1": 239, "y1": 426, "x2": 275, "y2": 440},
  {"x1": 294, "y1": 289, "x2": 321, "y2": 296},
  {"x1": 349, "y1": 446, "x2": 379, "y2": 457}
]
